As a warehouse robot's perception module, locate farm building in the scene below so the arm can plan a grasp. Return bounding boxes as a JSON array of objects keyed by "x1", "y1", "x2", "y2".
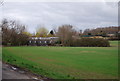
[{"x1": 29, "y1": 37, "x2": 59, "y2": 46}]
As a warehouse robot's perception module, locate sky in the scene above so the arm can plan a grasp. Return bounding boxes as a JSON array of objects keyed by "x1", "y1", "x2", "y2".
[{"x1": 0, "y1": 1, "x2": 118, "y2": 33}]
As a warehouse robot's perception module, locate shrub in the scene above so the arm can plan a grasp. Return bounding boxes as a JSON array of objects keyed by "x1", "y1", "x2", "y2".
[{"x1": 73, "y1": 38, "x2": 110, "y2": 47}]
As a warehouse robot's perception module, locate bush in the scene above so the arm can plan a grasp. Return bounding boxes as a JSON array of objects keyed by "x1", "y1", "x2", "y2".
[{"x1": 72, "y1": 38, "x2": 110, "y2": 47}]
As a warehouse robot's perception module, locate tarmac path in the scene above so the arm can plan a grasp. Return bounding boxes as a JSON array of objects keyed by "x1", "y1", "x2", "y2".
[{"x1": 1, "y1": 62, "x2": 47, "y2": 81}]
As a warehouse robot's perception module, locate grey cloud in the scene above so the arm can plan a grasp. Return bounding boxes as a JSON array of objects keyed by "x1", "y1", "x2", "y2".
[{"x1": 2, "y1": 2, "x2": 118, "y2": 33}]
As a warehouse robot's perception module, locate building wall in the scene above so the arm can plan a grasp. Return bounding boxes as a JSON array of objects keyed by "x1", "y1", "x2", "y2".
[{"x1": 29, "y1": 37, "x2": 59, "y2": 46}]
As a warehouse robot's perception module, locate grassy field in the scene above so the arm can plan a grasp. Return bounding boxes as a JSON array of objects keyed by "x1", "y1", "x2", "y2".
[{"x1": 2, "y1": 41, "x2": 118, "y2": 79}]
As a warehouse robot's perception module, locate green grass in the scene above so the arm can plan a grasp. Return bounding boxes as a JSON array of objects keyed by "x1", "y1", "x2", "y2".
[
  {"x1": 109, "y1": 41, "x2": 118, "y2": 47},
  {"x1": 2, "y1": 41, "x2": 118, "y2": 79}
]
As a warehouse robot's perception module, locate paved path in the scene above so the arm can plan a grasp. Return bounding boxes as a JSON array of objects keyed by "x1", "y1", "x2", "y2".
[
  {"x1": 2, "y1": 63, "x2": 30, "y2": 79},
  {"x1": 2, "y1": 62, "x2": 46, "y2": 81}
]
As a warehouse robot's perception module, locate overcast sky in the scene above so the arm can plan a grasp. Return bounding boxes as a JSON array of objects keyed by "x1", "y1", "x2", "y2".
[{"x1": 0, "y1": 1, "x2": 118, "y2": 33}]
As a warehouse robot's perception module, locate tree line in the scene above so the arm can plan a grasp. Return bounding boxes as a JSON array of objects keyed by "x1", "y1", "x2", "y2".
[
  {"x1": 83, "y1": 26, "x2": 119, "y2": 37},
  {"x1": 1, "y1": 19, "x2": 29, "y2": 46},
  {"x1": 1, "y1": 19, "x2": 119, "y2": 47},
  {"x1": 56, "y1": 25, "x2": 110, "y2": 47}
]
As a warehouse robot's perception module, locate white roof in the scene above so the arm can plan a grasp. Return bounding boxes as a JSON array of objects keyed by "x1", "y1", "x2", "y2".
[{"x1": 31, "y1": 37, "x2": 59, "y2": 40}]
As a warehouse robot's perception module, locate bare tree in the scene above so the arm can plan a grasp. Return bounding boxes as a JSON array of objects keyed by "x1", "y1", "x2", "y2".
[
  {"x1": 1, "y1": 19, "x2": 29, "y2": 46},
  {"x1": 57, "y1": 24, "x2": 76, "y2": 46}
]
